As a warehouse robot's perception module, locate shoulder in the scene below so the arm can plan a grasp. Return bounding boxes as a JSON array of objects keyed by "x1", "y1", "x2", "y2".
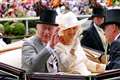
[
  {"x1": 82, "y1": 26, "x2": 94, "y2": 38},
  {"x1": 112, "y1": 38, "x2": 120, "y2": 45},
  {"x1": 110, "y1": 40, "x2": 120, "y2": 53},
  {"x1": 82, "y1": 24, "x2": 95, "y2": 34},
  {"x1": 23, "y1": 36, "x2": 38, "y2": 46},
  {"x1": 22, "y1": 36, "x2": 40, "y2": 54}
]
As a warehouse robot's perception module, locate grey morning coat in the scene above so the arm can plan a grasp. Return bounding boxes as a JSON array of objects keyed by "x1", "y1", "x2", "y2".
[{"x1": 22, "y1": 36, "x2": 58, "y2": 73}]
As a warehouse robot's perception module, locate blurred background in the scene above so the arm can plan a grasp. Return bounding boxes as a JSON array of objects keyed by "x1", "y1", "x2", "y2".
[{"x1": 0, "y1": 0, "x2": 119, "y2": 43}]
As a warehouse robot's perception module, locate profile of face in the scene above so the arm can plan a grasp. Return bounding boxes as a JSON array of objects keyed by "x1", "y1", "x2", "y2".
[
  {"x1": 104, "y1": 24, "x2": 116, "y2": 44},
  {"x1": 93, "y1": 16, "x2": 104, "y2": 26},
  {"x1": 59, "y1": 26, "x2": 79, "y2": 45},
  {"x1": 36, "y1": 24, "x2": 59, "y2": 43}
]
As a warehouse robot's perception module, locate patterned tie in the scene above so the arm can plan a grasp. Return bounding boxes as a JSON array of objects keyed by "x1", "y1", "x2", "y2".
[{"x1": 47, "y1": 54, "x2": 58, "y2": 73}]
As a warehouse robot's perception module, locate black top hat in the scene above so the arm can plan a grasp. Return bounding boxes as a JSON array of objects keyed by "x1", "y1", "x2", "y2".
[
  {"x1": 36, "y1": 9, "x2": 58, "y2": 26},
  {"x1": 101, "y1": 9, "x2": 120, "y2": 28},
  {"x1": 88, "y1": 6, "x2": 106, "y2": 20}
]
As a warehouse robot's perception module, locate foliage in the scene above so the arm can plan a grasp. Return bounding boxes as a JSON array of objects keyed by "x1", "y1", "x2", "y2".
[
  {"x1": 28, "y1": 20, "x2": 36, "y2": 28},
  {"x1": 29, "y1": 28, "x2": 36, "y2": 35},
  {"x1": 112, "y1": 0, "x2": 120, "y2": 6},
  {"x1": 0, "y1": 24, "x2": 4, "y2": 34},
  {"x1": 4, "y1": 22, "x2": 13, "y2": 35},
  {"x1": 3, "y1": 22, "x2": 25, "y2": 36},
  {"x1": 11, "y1": 22, "x2": 25, "y2": 35}
]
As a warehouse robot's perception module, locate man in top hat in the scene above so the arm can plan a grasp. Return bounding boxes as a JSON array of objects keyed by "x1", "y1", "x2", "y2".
[
  {"x1": 22, "y1": 9, "x2": 59, "y2": 73},
  {"x1": 102, "y1": 8, "x2": 120, "y2": 70},
  {"x1": 81, "y1": 6, "x2": 107, "y2": 53}
]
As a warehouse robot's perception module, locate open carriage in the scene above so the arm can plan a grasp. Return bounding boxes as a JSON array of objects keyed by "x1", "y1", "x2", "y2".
[
  {"x1": 0, "y1": 16, "x2": 119, "y2": 79},
  {"x1": 0, "y1": 39, "x2": 119, "y2": 80}
]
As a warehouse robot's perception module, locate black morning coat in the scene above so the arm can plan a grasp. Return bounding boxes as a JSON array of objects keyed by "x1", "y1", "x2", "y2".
[
  {"x1": 81, "y1": 23, "x2": 105, "y2": 53},
  {"x1": 106, "y1": 36, "x2": 120, "y2": 70}
]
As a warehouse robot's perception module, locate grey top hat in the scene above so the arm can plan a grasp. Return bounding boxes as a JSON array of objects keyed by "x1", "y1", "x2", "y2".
[
  {"x1": 101, "y1": 9, "x2": 120, "y2": 28},
  {"x1": 36, "y1": 9, "x2": 58, "y2": 26}
]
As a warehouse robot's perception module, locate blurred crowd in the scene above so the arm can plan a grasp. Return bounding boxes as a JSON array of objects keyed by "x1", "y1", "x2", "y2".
[
  {"x1": 0, "y1": 0, "x2": 108, "y2": 18},
  {"x1": 0, "y1": 0, "x2": 120, "y2": 18},
  {"x1": 0, "y1": 2, "x2": 37, "y2": 18}
]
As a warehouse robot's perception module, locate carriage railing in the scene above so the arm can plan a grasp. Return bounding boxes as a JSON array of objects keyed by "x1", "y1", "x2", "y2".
[{"x1": 0, "y1": 62, "x2": 120, "y2": 80}]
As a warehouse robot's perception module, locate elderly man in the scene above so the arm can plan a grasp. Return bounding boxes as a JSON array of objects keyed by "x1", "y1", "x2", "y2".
[
  {"x1": 101, "y1": 9, "x2": 120, "y2": 70},
  {"x1": 22, "y1": 9, "x2": 59, "y2": 73}
]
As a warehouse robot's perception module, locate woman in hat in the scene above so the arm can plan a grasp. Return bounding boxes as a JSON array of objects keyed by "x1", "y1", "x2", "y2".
[{"x1": 55, "y1": 11, "x2": 106, "y2": 75}]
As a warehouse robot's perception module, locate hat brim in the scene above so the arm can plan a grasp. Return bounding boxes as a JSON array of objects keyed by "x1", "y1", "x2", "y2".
[
  {"x1": 36, "y1": 21, "x2": 59, "y2": 26},
  {"x1": 58, "y1": 25, "x2": 81, "y2": 37},
  {"x1": 88, "y1": 15, "x2": 105, "y2": 20},
  {"x1": 59, "y1": 22, "x2": 80, "y2": 31},
  {"x1": 100, "y1": 22, "x2": 120, "y2": 30}
]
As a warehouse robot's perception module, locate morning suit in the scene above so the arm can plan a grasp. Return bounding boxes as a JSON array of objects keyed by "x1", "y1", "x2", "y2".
[
  {"x1": 22, "y1": 36, "x2": 58, "y2": 73},
  {"x1": 106, "y1": 36, "x2": 120, "y2": 70},
  {"x1": 81, "y1": 23, "x2": 105, "y2": 52}
]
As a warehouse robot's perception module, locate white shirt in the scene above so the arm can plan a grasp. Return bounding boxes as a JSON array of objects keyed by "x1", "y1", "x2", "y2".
[{"x1": 94, "y1": 23, "x2": 107, "y2": 49}]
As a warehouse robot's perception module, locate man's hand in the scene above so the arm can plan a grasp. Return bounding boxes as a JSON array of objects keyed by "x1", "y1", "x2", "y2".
[{"x1": 49, "y1": 28, "x2": 60, "y2": 48}]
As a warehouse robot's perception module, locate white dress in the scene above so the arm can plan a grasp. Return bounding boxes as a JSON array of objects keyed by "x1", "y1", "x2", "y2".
[{"x1": 54, "y1": 38, "x2": 91, "y2": 75}]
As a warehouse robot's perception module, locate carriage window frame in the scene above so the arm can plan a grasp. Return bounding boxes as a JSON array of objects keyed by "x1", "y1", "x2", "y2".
[{"x1": 0, "y1": 70, "x2": 19, "y2": 80}]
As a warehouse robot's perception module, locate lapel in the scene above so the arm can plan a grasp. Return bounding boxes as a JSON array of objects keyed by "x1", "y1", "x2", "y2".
[
  {"x1": 109, "y1": 35, "x2": 120, "y2": 61},
  {"x1": 32, "y1": 36, "x2": 45, "y2": 53},
  {"x1": 33, "y1": 36, "x2": 58, "y2": 71},
  {"x1": 90, "y1": 25, "x2": 104, "y2": 49}
]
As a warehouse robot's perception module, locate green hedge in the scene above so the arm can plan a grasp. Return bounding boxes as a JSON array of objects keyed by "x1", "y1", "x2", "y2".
[
  {"x1": 3, "y1": 21, "x2": 25, "y2": 36},
  {"x1": 4, "y1": 21, "x2": 12, "y2": 35},
  {"x1": 0, "y1": 24, "x2": 4, "y2": 34},
  {"x1": 11, "y1": 22, "x2": 25, "y2": 35}
]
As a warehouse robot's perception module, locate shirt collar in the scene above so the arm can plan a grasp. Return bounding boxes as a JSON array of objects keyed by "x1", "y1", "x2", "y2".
[
  {"x1": 94, "y1": 23, "x2": 103, "y2": 32},
  {"x1": 93, "y1": 23, "x2": 104, "y2": 33},
  {"x1": 94, "y1": 23, "x2": 98, "y2": 28},
  {"x1": 114, "y1": 33, "x2": 120, "y2": 41}
]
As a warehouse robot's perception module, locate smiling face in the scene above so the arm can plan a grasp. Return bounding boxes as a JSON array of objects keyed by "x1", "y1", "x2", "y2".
[
  {"x1": 36, "y1": 24, "x2": 59, "y2": 43},
  {"x1": 59, "y1": 26, "x2": 79, "y2": 45}
]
